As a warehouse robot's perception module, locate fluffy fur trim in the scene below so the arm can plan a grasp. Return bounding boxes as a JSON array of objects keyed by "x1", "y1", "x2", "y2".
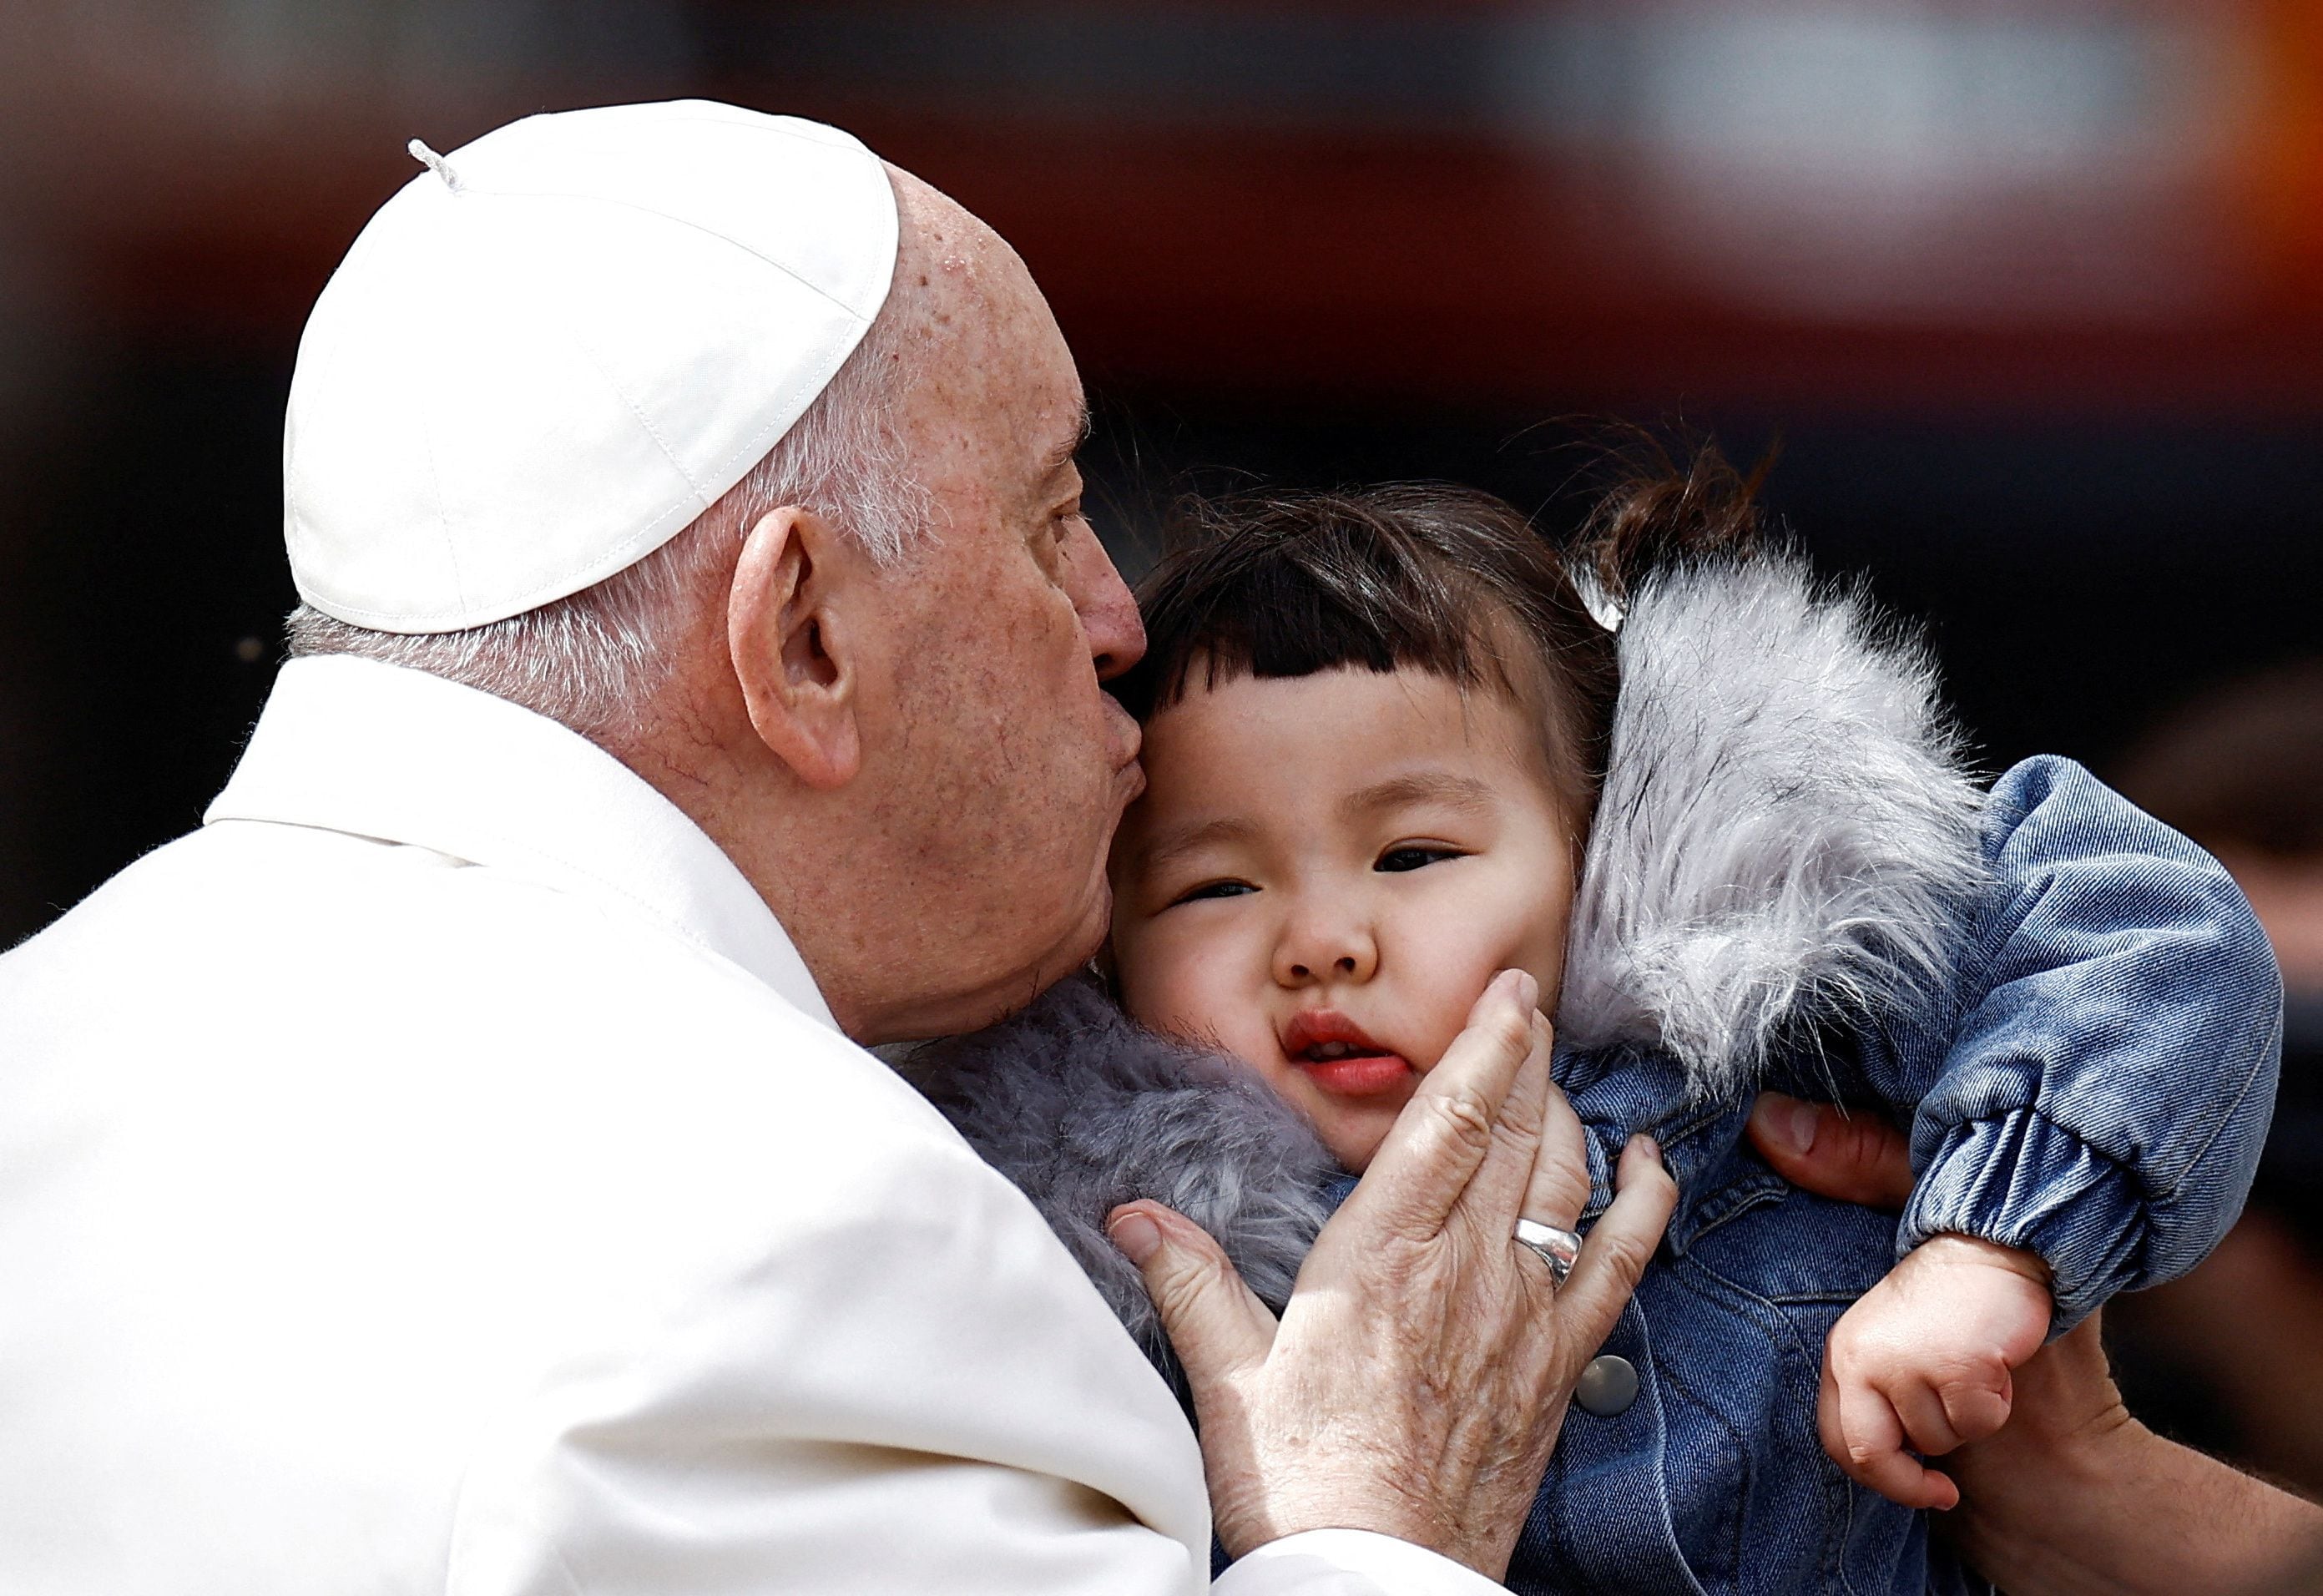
[
  {"x1": 1554, "y1": 551, "x2": 1988, "y2": 1100},
  {"x1": 896, "y1": 975, "x2": 1336, "y2": 1362}
]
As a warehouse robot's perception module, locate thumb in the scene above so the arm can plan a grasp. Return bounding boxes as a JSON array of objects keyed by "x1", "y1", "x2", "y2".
[
  {"x1": 1108, "y1": 1201, "x2": 1278, "y2": 1381},
  {"x1": 1746, "y1": 1092, "x2": 1916, "y2": 1210}
]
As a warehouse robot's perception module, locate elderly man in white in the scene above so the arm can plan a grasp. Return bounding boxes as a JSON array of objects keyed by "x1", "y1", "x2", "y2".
[{"x1": 0, "y1": 103, "x2": 1677, "y2": 1593}]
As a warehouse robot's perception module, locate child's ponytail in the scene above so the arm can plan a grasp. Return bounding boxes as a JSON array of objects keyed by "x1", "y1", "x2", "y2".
[
  {"x1": 1546, "y1": 434, "x2": 1773, "y2": 811},
  {"x1": 1569, "y1": 434, "x2": 1769, "y2": 623}
]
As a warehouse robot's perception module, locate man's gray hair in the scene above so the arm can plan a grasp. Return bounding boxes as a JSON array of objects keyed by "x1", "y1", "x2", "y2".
[{"x1": 285, "y1": 309, "x2": 928, "y2": 741}]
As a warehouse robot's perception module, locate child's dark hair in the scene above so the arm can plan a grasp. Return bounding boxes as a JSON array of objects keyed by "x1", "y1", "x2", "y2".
[{"x1": 1114, "y1": 442, "x2": 1765, "y2": 831}]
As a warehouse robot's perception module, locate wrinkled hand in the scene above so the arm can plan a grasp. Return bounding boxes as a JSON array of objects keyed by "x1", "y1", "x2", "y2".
[
  {"x1": 1108, "y1": 970, "x2": 1677, "y2": 1578},
  {"x1": 1821, "y1": 1235, "x2": 2052, "y2": 1509},
  {"x1": 1936, "y1": 1306, "x2": 2144, "y2": 1590}
]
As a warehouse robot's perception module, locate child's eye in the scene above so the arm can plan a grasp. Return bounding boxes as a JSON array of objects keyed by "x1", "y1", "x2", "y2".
[
  {"x1": 1376, "y1": 846, "x2": 1462, "y2": 873},
  {"x1": 1169, "y1": 880, "x2": 1255, "y2": 906}
]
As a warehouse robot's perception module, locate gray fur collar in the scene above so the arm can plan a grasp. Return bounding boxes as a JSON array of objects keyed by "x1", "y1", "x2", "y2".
[
  {"x1": 897, "y1": 551, "x2": 1986, "y2": 1356},
  {"x1": 1558, "y1": 551, "x2": 1987, "y2": 1098},
  {"x1": 898, "y1": 974, "x2": 1335, "y2": 1361}
]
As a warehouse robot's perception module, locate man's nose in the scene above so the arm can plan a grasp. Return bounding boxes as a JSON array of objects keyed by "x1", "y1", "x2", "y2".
[
  {"x1": 1273, "y1": 912, "x2": 1379, "y2": 987},
  {"x1": 1068, "y1": 525, "x2": 1146, "y2": 681}
]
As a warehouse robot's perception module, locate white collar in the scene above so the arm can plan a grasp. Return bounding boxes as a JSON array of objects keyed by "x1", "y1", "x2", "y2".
[{"x1": 206, "y1": 654, "x2": 837, "y2": 1032}]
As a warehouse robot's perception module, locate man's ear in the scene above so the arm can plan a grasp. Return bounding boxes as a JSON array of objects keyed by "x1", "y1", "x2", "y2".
[{"x1": 727, "y1": 506, "x2": 865, "y2": 790}]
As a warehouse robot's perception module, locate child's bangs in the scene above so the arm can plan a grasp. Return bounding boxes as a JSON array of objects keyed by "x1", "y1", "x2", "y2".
[{"x1": 1118, "y1": 491, "x2": 1525, "y2": 720}]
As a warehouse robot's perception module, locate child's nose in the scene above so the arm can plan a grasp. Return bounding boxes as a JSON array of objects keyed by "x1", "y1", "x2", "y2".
[{"x1": 1273, "y1": 922, "x2": 1378, "y2": 987}]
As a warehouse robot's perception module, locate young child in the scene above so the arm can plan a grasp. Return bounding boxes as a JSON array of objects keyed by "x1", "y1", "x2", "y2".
[{"x1": 907, "y1": 453, "x2": 2282, "y2": 1595}]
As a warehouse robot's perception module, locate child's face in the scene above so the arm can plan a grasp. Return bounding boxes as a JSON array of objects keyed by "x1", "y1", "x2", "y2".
[{"x1": 1108, "y1": 665, "x2": 1578, "y2": 1171}]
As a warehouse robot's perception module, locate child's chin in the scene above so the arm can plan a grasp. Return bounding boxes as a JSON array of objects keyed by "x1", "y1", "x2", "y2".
[{"x1": 1321, "y1": 1120, "x2": 1391, "y2": 1174}]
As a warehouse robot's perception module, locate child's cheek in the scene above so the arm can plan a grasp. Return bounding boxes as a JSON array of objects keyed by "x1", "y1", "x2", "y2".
[
  {"x1": 1108, "y1": 917, "x2": 1181, "y2": 1035},
  {"x1": 1400, "y1": 922, "x2": 1565, "y2": 1078},
  {"x1": 1123, "y1": 921, "x2": 1270, "y2": 1068}
]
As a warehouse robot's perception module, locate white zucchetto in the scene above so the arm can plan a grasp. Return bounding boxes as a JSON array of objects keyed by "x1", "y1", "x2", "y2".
[{"x1": 284, "y1": 100, "x2": 898, "y2": 634}]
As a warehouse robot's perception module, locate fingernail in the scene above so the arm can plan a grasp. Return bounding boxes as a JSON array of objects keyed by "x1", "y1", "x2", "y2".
[
  {"x1": 1750, "y1": 1094, "x2": 1819, "y2": 1158},
  {"x1": 1629, "y1": 1133, "x2": 1661, "y2": 1164},
  {"x1": 1108, "y1": 1212, "x2": 1163, "y2": 1265},
  {"x1": 1507, "y1": 969, "x2": 1538, "y2": 1012}
]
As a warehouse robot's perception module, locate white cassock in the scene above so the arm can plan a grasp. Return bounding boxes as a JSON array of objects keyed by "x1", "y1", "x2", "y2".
[{"x1": 0, "y1": 654, "x2": 1503, "y2": 1595}]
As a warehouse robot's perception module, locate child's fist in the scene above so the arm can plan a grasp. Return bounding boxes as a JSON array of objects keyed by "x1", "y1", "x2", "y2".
[{"x1": 1821, "y1": 1234, "x2": 2052, "y2": 1511}]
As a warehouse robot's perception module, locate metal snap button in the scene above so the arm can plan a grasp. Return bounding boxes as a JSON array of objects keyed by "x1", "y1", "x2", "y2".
[{"x1": 1573, "y1": 1354, "x2": 1639, "y2": 1417}]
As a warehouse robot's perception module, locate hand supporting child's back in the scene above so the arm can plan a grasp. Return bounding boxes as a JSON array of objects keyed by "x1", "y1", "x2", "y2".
[{"x1": 1821, "y1": 1235, "x2": 2053, "y2": 1510}]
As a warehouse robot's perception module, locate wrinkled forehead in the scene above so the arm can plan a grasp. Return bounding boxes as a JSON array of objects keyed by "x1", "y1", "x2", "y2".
[{"x1": 886, "y1": 174, "x2": 1083, "y2": 500}]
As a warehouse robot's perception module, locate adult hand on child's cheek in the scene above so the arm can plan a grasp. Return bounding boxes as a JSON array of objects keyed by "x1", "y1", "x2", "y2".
[
  {"x1": 1108, "y1": 970, "x2": 1679, "y2": 1578},
  {"x1": 1820, "y1": 1234, "x2": 2053, "y2": 1511}
]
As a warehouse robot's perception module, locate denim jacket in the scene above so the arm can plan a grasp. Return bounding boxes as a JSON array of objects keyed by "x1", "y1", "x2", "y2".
[
  {"x1": 903, "y1": 554, "x2": 2282, "y2": 1596},
  {"x1": 1466, "y1": 755, "x2": 2278, "y2": 1596}
]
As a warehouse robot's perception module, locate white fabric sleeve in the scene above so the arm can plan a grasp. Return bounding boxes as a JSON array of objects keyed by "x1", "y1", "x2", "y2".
[
  {"x1": 429, "y1": 1012, "x2": 1523, "y2": 1595},
  {"x1": 444, "y1": 1139, "x2": 1221, "y2": 1589},
  {"x1": 1219, "y1": 1531, "x2": 1512, "y2": 1593}
]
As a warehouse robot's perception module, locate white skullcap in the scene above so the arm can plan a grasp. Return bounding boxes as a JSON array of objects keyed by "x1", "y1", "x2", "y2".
[{"x1": 285, "y1": 100, "x2": 898, "y2": 634}]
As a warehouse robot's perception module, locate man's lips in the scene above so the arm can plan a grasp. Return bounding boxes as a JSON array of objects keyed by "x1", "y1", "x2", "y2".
[
  {"x1": 1281, "y1": 1009, "x2": 1411, "y2": 1098},
  {"x1": 1105, "y1": 700, "x2": 1146, "y2": 804}
]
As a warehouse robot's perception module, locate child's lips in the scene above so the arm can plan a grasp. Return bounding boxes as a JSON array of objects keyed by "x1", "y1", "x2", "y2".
[
  {"x1": 1298, "y1": 1052, "x2": 1414, "y2": 1097},
  {"x1": 1281, "y1": 1009, "x2": 1412, "y2": 1098}
]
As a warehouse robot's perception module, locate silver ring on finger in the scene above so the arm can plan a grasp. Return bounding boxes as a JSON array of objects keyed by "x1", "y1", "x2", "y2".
[{"x1": 1513, "y1": 1217, "x2": 1581, "y2": 1287}]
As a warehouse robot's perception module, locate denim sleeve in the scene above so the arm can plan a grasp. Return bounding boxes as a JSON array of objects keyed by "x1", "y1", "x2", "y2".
[{"x1": 1860, "y1": 755, "x2": 2282, "y2": 1331}]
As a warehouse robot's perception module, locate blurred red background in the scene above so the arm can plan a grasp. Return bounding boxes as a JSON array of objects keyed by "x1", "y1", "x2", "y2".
[
  {"x1": 12, "y1": 3, "x2": 2323, "y2": 402},
  {"x1": 8, "y1": 0, "x2": 2320, "y2": 938},
  {"x1": 5, "y1": 2, "x2": 2319, "y2": 937}
]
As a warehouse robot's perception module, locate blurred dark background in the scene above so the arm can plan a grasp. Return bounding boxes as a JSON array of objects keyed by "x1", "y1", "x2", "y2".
[{"x1": 3, "y1": 0, "x2": 2321, "y2": 1490}]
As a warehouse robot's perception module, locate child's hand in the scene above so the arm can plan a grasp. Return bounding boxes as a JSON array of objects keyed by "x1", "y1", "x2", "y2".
[{"x1": 1821, "y1": 1234, "x2": 2052, "y2": 1511}]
